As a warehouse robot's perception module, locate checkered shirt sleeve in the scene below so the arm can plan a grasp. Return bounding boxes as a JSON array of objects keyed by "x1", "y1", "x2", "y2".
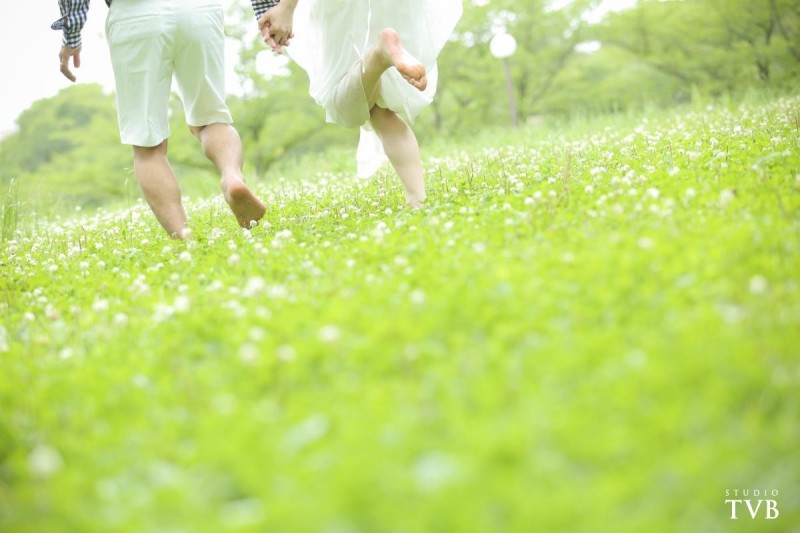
[
  {"x1": 51, "y1": 0, "x2": 91, "y2": 49},
  {"x1": 251, "y1": 0, "x2": 281, "y2": 19},
  {"x1": 52, "y1": 0, "x2": 281, "y2": 50}
]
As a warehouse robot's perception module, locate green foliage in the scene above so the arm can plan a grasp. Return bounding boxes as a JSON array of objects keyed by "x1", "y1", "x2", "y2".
[
  {"x1": 418, "y1": 0, "x2": 599, "y2": 137},
  {"x1": 0, "y1": 85, "x2": 131, "y2": 211},
  {"x1": 0, "y1": 96, "x2": 798, "y2": 531},
  {"x1": 594, "y1": 0, "x2": 800, "y2": 94},
  {"x1": 0, "y1": 180, "x2": 21, "y2": 243}
]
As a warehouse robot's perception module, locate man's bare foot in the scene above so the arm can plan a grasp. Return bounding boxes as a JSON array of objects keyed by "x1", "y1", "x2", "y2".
[
  {"x1": 171, "y1": 228, "x2": 193, "y2": 240},
  {"x1": 377, "y1": 28, "x2": 427, "y2": 91},
  {"x1": 221, "y1": 176, "x2": 267, "y2": 229},
  {"x1": 406, "y1": 192, "x2": 426, "y2": 209}
]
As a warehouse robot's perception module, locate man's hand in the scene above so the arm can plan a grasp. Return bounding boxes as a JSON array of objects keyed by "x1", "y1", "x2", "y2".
[
  {"x1": 258, "y1": 1, "x2": 297, "y2": 54},
  {"x1": 59, "y1": 45, "x2": 82, "y2": 82}
]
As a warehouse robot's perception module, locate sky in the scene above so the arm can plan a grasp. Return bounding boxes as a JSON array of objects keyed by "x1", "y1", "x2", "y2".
[
  {"x1": 1, "y1": 0, "x2": 636, "y2": 136},
  {"x1": 1, "y1": 0, "x2": 248, "y2": 136}
]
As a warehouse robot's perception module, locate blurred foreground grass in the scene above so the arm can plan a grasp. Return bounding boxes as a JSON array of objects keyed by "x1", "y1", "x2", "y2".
[{"x1": 1, "y1": 97, "x2": 798, "y2": 531}]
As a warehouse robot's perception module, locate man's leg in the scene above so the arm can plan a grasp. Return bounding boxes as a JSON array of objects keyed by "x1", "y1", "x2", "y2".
[
  {"x1": 369, "y1": 107, "x2": 426, "y2": 207},
  {"x1": 132, "y1": 140, "x2": 190, "y2": 239},
  {"x1": 190, "y1": 123, "x2": 266, "y2": 228}
]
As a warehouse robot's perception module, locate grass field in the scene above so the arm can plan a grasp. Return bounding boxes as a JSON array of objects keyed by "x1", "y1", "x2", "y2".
[{"x1": 1, "y1": 96, "x2": 799, "y2": 531}]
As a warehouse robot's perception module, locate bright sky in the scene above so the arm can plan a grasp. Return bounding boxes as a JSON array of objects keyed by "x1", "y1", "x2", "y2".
[
  {"x1": 1, "y1": 0, "x2": 636, "y2": 136},
  {"x1": 2, "y1": 2, "x2": 111, "y2": 135},
  {"x1": 1, "y1": 0, "x2": 249, "y2": 136}
]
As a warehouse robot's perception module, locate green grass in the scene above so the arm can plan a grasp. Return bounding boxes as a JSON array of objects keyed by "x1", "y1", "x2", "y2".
[{"x1": 1, "y1": 96, "x2": 798, "y2": 532}]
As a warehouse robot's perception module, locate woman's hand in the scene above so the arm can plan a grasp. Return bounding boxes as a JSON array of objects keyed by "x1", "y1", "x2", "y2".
[{"x1": 258, "y1": 0, "x2": 297, "y2": 54}]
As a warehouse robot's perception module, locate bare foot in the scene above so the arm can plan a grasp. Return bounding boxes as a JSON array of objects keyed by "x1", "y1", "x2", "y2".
[
  {"x1": 377, "y1": 28, "x2": 427, "y2": 91},
  {"x1": 172, "y1": 228, "x2": 193, "y2": 241},
  {"x1": 406, "y1": 193, "x2": 426, "y2": 209},
  {"x1": 221, "y1": 176, "x2": 267, "y2": 229}
]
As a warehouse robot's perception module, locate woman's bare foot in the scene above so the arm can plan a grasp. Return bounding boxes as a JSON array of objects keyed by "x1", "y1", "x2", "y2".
[
  {"x1": 377, "y1": 28, "x2": 427, "y2": 91},
  {"x1": 221, "y1": 175, "x2": 267, "y2": 229}
]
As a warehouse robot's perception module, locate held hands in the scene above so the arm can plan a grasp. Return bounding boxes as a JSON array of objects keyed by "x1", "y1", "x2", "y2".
[
  {"x1": 258, "y1": 1, "x2": 297, "y2": 54},
  {"x1": 59, "y1": 45, "x2": 82, "y2": 82}
]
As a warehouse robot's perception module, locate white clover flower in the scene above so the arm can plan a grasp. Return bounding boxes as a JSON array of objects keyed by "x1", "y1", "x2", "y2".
[
  {"x1": 211, "y1": 394, "x2": 237, "y2": 416},
  {"x1": 131, "y1": 375, "x2": 149, "y2": 388},
  {"x1": 48, "y1": 264, "x2": 59, "y2": 273},
  {"x1": 589, "y1": 167, "x2": 605, "y2": 176},
  {"x1": 318, "y1": 325, "x2": 341, "y2": 343},
  {"x1": 472, "y1": 243, "x2": 487, "y2": 254},
  {"x1": 113, "y1": 313, "x2": 129, "y2": 327},
  {"x1": 239, "y1": 343, "x2": 260, "y2": 364},
  {"x1": 668, "y1": 167, "x2": 680, "y2": 177},
  {"x1": 179, "y1": 251, "x2": 192, "y2": 262},
  {"x1": 152, "y1": 303, "x2": 174, "y2": 323},
  {"x1": 410, "y1": 289, "x2": 426, "y2": 305},
  {"x1": 637, "y1": 237, "x2": 655, "y2": 250},
  {"x1": 749, "y1": 275, "x2": 768, "y2": 295},
  {"x1": 719, "y1": 189, "x2": 736, "y2": 208},
  {"x1": 222, "y1": 300, "x2": 246, "y2": 319},
  {"x1": 685, "y1": 188, "x2": 696, "y2": 199},
  {"x1": 228, "y1": 254, "x2": 240, "y2": 266},
  {"x1": 28, "y1": 445, "x2": 63, "y2": 479},
  {"x1": 174, "y1": 296, "x2": 190, "y2": 313},
  {"x1": 248, "y1": 327, "x2": 266, "y2": 342},
  {"x1": 276, "y1": 344, "x2": 296, "y2": 362},
  {"x1": 23, "y1": 312, "x2": 35, "y2": 322},
  {"x1": 244, "y1": 277, "x2": 266, "y2": 296},
  {"x1": 267, "y1": 285, "x2": 289, "y2": 299},
  {"x1": 45, "y1": 306, "x2": 60, "y2": 321},
  {"x1": 646, "y1": 188, "x2": 660, "y2": 199}
]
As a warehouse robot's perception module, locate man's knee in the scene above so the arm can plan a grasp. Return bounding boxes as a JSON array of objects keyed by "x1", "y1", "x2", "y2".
[
  {"x1": 133, "y1": 140, "x2": 169, "y2": 160},
  {"x1": 189, "y1": 123, "x2": 234, "y2": 139},
  {"x1": 189, "y1": 125, "x2": 207, "y2": 139}
]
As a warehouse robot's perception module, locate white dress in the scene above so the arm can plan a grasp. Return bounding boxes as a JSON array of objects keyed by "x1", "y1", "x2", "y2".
[{"x1": 286, "y1": 0, "x2": 463, "y2": 177}]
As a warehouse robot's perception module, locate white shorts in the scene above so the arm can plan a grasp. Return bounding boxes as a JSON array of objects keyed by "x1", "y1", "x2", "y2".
[{"x1": 105, "y1": 0, "x2": 232, "y2": 147}]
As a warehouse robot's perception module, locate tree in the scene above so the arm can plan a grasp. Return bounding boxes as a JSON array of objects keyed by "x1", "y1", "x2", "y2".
[{"x1": 593, "y1": 0, "x2": 800, "y2": 97}]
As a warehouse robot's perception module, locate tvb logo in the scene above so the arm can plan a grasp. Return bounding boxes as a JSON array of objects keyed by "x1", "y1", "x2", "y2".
[{"x1": 724, "y1": 499, "x2": 779, "y2": 520}]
